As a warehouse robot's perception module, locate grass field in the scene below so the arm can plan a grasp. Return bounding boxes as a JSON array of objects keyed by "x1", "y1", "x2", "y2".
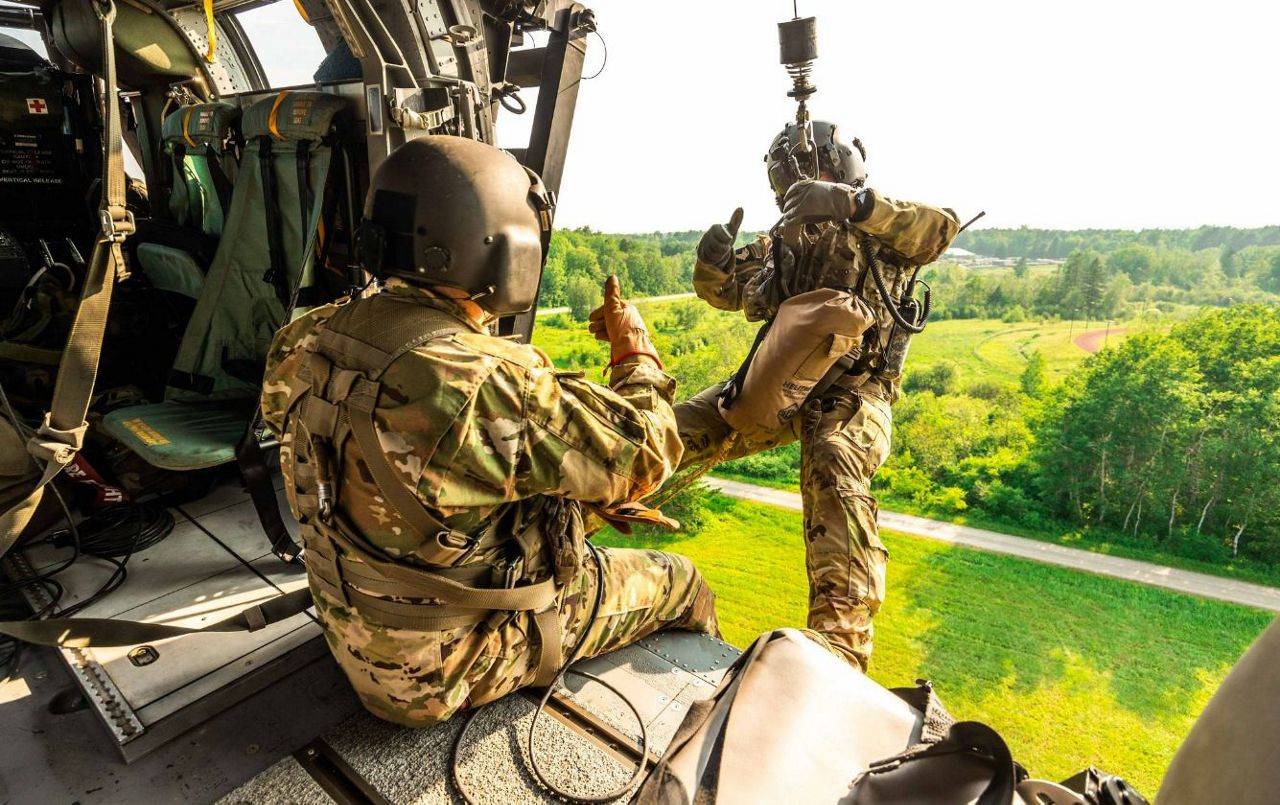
[
  {"x1": 532, "y1": 299, "x2": 1120, "y2": 384},
  {"x1": 532, "y1": 296, "x2": 1130, "y2": 390},
  {"x1": 596, "y1": 496, "x2": 1275, "y2": 797},
  {"x1": 910, "y1": 317, "x2": 1129, "y2": 384}
]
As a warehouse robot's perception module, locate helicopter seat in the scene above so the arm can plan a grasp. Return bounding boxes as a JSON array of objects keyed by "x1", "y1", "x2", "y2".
[
  {"x1": 133, "y1": 101, "x2": 240, "y2": 300},
  {"x1": 102, "y1": 90, "x2": 349, "y2": 471}
]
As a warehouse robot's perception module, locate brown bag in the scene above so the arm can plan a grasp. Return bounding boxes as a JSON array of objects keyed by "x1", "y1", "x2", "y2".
[
  {"x1": 719, "y1": 288, "x2": 874, "y2": 440},
  {"x1": 634, "y1": 629, "x2": 927, "y2": 804},
  {"x1": 635, "y1": 629, "x2": 1110, "y2": 805}
]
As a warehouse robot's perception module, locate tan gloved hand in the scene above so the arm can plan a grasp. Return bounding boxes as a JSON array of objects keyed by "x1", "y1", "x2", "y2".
[
  {"x1": 588, "y1": 275, "x2": 661, "y2": 369},
  {"x1": 696, "y1": 207, "x2": 745, "y2": 268},
  {"x1": 780, "y1": 179, "x2": 857, "y2": 226}
]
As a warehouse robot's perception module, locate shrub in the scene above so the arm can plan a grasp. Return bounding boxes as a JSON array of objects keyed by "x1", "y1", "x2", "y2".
[{"x1": 904, "y1": 361, "x2": 959, "y2": 396}]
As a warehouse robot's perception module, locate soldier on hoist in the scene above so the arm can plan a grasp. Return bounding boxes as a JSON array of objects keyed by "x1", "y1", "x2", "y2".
[{"x1": 675, "y1": 121, "x2": 960, "y2": 671}]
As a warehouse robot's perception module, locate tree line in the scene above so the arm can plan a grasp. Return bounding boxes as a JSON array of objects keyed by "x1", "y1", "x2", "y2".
[
  {"x1": 956, "y1": 225, "x2": 1280, "y2": 260},
  {"x1": 543, "y1": 225, "x2": 1280, "y2": 324}
]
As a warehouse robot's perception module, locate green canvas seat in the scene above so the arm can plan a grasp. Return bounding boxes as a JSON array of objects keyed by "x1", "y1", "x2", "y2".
[
  {"x1": 134, "y1": 102, "x2": 240, "y2": 300},
  {"x1": 96, "y1": 398, "x2": 257, "y2": 471},
  {"x1": 162, "y1": 101, "x2": 240, "y2": 238},
  {"x1": 103, "y1": 90, "x2": 349, "y2": 471}
]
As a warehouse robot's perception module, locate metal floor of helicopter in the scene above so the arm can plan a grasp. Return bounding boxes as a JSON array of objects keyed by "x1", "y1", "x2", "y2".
[{"x1": 0, "y1": 472, "x2": 738, "y2": 804}]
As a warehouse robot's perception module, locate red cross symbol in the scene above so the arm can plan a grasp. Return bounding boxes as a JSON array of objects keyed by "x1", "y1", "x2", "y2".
[{"x1": 26, "y1": 98, "x2": 48, "y2": 114}]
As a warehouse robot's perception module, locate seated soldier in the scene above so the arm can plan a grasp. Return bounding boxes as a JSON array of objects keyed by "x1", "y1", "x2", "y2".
[{"x1": 260, "y1": 136, "x2": 717, "y2": 727}]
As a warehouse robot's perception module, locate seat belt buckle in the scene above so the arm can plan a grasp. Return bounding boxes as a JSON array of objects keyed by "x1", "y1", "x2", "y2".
[{"x1": 99, "y1": 208, "x2": 135, "y2": 244}]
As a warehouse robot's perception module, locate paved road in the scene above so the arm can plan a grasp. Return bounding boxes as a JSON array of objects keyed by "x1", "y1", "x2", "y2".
[
  {"x1": 704, "y1": 476, "x2": 1280, "y2": 612},
  {"x1": 536, "y1": 292, "x2": 696, "y2": 317}
]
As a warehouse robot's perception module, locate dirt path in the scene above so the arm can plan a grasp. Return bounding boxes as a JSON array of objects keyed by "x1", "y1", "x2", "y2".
[
  {"x1": 1074, "y1": 326, "x2": 1127, "y2": 353},
  {"x1": 704, "y1": 476, "x2": 1280, "y2": 612}
]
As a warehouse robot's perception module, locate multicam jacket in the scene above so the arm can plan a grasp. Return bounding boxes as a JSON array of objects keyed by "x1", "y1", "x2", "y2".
[
  {"x1": 260, "y1": 279, "x2": 683, "y2": 572},
  {"x1": 693, "y1": 188, "x2": 960, "y2": 387}
]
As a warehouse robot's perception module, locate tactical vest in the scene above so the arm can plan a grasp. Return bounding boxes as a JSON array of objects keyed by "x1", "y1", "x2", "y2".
[
  {"x1": 736, "y1": 225, "x2": 912, "y2": 400},
  {"x1": 806, "y1": 224, "x2": 912, "y2": 382},
  {"x1": 282, "y1": 293, "x2": 581, "y2": 686}
]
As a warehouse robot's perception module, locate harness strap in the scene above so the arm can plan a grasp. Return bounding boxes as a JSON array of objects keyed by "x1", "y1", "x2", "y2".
[
  {"x1": 0, "y1": 586, "x2": 314, "y2": 648},
  {"x1": 303, "y1": 519, "x2": 563, "y2": 683},
  {"x1": 296, "y1": 140, "x2": 312, "y2": 241},
  {"x1": 258, "y1": 136, "x2": 290, "y2": 306}
]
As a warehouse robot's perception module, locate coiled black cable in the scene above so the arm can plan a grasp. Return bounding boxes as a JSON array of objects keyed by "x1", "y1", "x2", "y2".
[
  {"x1": 47, "y1": 503, "x2": 173, "y2": 559},
  {"x1": 450, "y1": 542, "x2": 650, "y2": 804},
  {"x1": 862, "y1": 235, "x2": 931, "y2": 334}
]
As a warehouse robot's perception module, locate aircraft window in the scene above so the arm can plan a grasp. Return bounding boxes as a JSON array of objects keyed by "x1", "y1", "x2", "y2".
[
  {"x1": 234, "y1": 2, "x2": 325, "y2": 88},
  {"x1": 0, "y1": 18, "x2": 48, "y2": 60}
]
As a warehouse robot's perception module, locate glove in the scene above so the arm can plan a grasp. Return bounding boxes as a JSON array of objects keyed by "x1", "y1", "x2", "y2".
[
  {"x1": 696, "y1": 207, "x2": 745, "y2": 268},
  {"x1": 588, "y1": 275, "x2": 661, "y2": 368},
  {"x1": 780, "y1": 180, "x2": 857, "y2": 226}
]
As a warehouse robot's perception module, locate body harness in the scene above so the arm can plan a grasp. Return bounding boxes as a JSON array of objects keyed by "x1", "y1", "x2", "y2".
[{"x1": 286, "y1": 293, "x2": 568, "y2": 687}]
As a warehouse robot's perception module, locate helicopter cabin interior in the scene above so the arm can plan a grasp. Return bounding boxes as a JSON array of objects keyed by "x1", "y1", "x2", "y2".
[{"x1": 0, "y1": 1, "x2": 749, "y2": 801}]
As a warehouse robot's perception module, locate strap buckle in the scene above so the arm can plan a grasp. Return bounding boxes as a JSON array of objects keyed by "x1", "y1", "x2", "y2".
[
  {"x1": 437, "y1": 530, "x2": 479, "y2": 564},
  {"x1": 99, "y1": 208, "x2": 135, "y2": 243}
]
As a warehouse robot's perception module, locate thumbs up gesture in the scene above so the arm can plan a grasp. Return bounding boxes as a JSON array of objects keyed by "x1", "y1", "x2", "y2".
[
  {"x1": 696, "y1": 207, "x2": 745, "y2": 269},
  {"x1": 588, "y1": 275, "x2": 661, "y2": 370}
]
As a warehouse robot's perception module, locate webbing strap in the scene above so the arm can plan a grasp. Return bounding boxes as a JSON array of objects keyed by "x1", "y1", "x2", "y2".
[
  {"x1": 206, "y1": 148, "x2": 233, "y2": 219},
  {"x1": 531, "y1": 606, "x2": 562, "y2": 687},
  {"x1": 0, "y1": 586, "x2": 314, "y2": 648},
  {"x1": 718, "y1": 318, "x2": 772, "y2": 410},
  {"x1": 308, "y1": 520, "x2": 557, "y2": 612},
  {"x1": 2, "y1": 0, "x2": 131, "y2": 556},
  {"x1": 259, "y1": 136, "x2": 288, "y2": 305},
  {"x1": 296, "y1": 141, "x2": 312, "y2": 241},
  {"x1": 181, "y1": 105, "x2": 198, "y2": 147},
  {"x1": 267, "y1": 90, "x2": 289, "y2": 140},
  {"x1": 305, "y1": 525, "x2": 562, "y2": 683},
  {"x1": 236, "y1": 411, "x2": 303, "y2": 563},
  {"x1": 169, "y1": 142, "x2": 189, "y2": 226}
]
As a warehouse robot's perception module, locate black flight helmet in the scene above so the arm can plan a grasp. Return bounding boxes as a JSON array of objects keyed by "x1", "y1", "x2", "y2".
[
  {"x1": 358, "y1": 136, "x2": 554, "y2": 316},
  {"x1": 764, "y1": 120, "x2": 867, "y2": 207}
]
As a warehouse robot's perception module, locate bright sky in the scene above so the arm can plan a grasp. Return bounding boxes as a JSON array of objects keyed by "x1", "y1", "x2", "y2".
[
  {"x1": 534, "y1": 0, "x2": 1280, "y2": 233},
  {"x1": 9, "y1": 0, "x2": 1277, "y2": 232}
]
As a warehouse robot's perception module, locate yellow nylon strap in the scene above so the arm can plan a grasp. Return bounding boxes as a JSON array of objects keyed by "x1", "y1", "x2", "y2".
[
  {"x1": 202, "y1": 0, "x2": 217, "y2": 63},
  {"x1": 181, "y1": 105, "x2": 197, "y2": 147},
  {"x1": 292, "y1": 0, "x2": 310, "y2": 22},
  {"x1": 267, "y1": 90, "x2": 290, "y2": 140}
]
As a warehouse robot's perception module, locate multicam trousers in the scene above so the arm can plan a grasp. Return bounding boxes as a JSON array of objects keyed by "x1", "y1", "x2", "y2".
[
  {"x1": 674, "y1": 378, "x2": 893, "y2": 670},
  {"x1": 309, "y1": 545, "x2": 717, "y2": 727}
]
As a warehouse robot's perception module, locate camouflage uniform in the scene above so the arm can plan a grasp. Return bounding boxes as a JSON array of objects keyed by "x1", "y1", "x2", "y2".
[
  {"x1": 677, "y1": 188, "x2": 957, "y2": 669},
  {"x1": 261, "y1": 279, "x2": 716, "y2": 727}
]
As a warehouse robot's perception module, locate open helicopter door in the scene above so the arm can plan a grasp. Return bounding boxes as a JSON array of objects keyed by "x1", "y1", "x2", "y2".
[{"x1": 292, "y1": 0, "x2": 594, "y2": 343}]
